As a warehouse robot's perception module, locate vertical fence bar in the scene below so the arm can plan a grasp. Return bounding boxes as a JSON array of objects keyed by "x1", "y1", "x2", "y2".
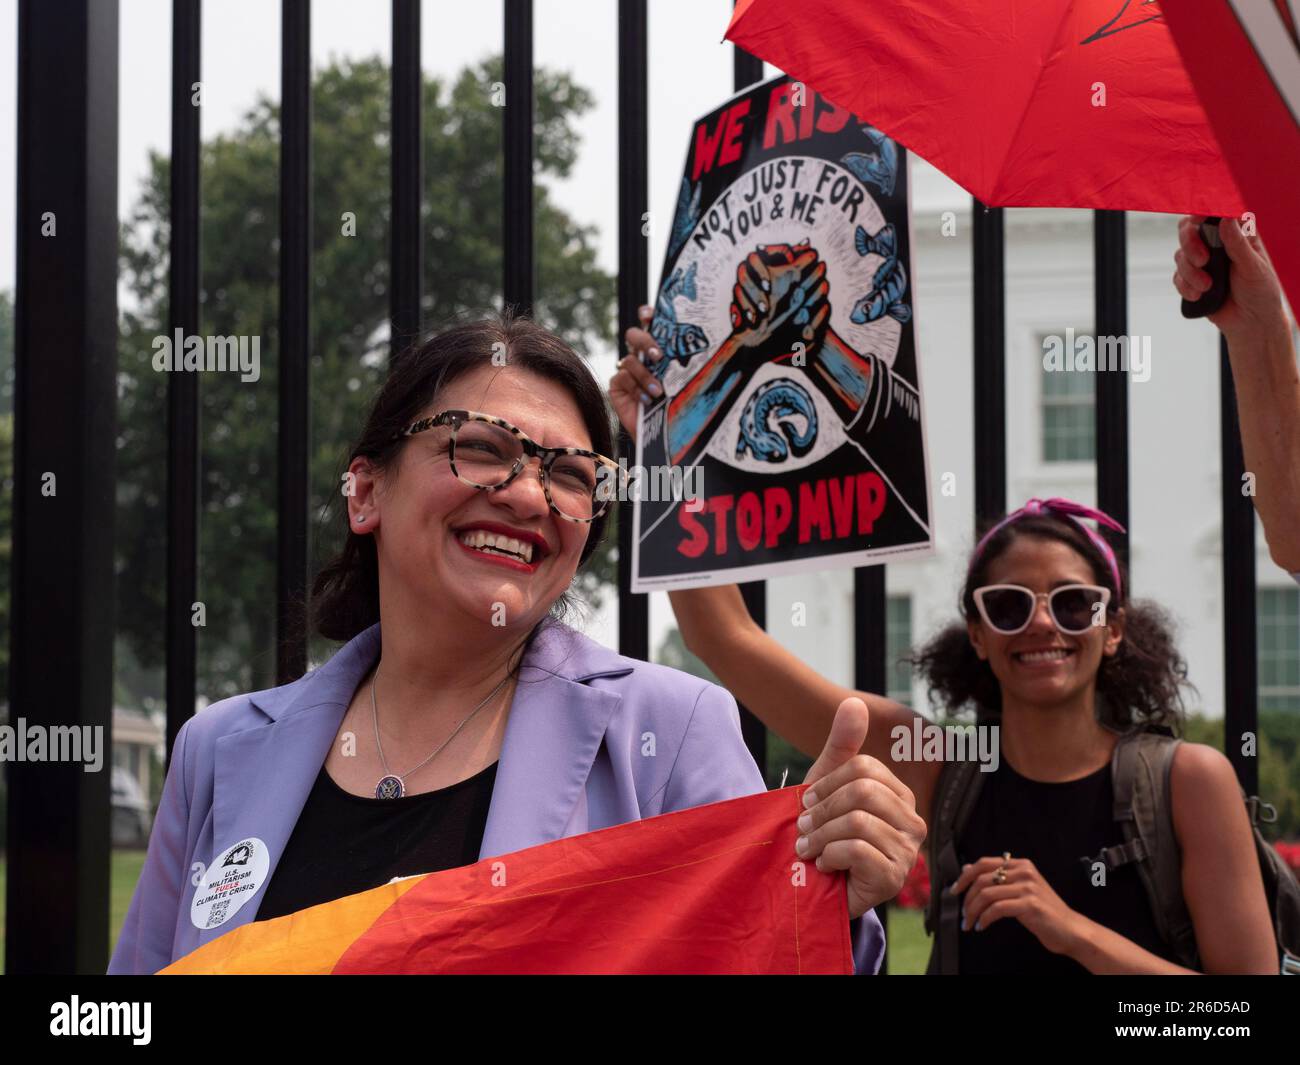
[
  {"x1": 166, "y1": 0, "x2": 201, "y2": 767},
  {"x1": 850, "y1": 576, "x2": 885, "y2": 693},
  {"x1": 733, "y1": 22, "x2": 762, "y2": 91},
  {"x1": 965, "y1": 196, "x2": 1007, "y2": 982},
  {"x1": 972, "y1": 198, "x2": 1006, "y2": 528},
  {"x1": 731, "y1": 27, "x2": 767, "y2": 776},
  {"x1": 617, "y1": 0, "x2": 649, "y2": 661},
  {"x1": 392, "y1": 0, "x2": 422, "y2": 360},
  {"x1": 503, "y1": 0, "x2": 533, "y2": 314},
  {"x1": 277, "y1": 0, "x2": 311, "y2": 683},
  {"x1": 1094, "y1": 210, "x2": 1130, "y2": 573},
  {"x1": 1220, "y1": 336, "x2": 1259, "y2": 791},
  {"x1": 9, "y1": 0, "x2": 119, "y2": 974},
  {"x1": 853, "y1": 565, "x2": 887, "y2": 968}
]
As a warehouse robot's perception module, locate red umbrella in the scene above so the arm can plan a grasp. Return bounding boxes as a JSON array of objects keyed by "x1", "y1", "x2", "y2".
[
  {"x1": 725, "y1": 0, "x2": 1245, "y2": 216},
  {"x1": 1161, "y1": 1, "x2": 1300, "y2": 316}
]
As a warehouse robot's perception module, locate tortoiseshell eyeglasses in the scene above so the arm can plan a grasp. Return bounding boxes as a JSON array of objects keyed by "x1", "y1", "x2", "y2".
[{"x1": 393, "y1": 409, "x2": 623, "y2": 523}]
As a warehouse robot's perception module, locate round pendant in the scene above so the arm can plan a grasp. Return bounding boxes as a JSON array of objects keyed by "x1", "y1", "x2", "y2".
[{"x1": 375, "y1": 775, "x2": 404, "y2": 800}]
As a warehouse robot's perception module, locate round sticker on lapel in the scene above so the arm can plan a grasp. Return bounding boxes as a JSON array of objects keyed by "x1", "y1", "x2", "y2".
[{"x1": 190, "y1": 837, "x2": 270, "y2": 931}]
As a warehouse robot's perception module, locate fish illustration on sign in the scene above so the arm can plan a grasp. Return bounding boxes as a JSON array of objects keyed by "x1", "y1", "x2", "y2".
[
  {"x1": 669, "y1": 177, "x2": 702, "y2": 259},
  {"x1": 735, "y1": 378, "x2": 819, "y2": 463},
  {"x1": 850, "y1": 223, "x2": 911, "y2": 325},
  {"x1": 840, "y1": 126, "x2": 899, "y2": 197},
  {"x1": 649, "y1": 261, "x2": 710, "y2": 368}
]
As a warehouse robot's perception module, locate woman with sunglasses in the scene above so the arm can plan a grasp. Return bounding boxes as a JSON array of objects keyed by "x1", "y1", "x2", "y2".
[
  {"x1": 110, "y1": 314, "x2": 922, "y2": 974},
  {"x1": 614, "y1": 317, "x2": 1276, "y2": 974}
]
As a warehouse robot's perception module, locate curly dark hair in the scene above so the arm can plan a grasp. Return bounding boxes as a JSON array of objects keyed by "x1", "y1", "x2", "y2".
[
  {"x1": 309, "y1": 311, "x2": 614, "y2": 644},
  {"x1": 908, "y1": 511, "x2": 1192, "y2": 734}
]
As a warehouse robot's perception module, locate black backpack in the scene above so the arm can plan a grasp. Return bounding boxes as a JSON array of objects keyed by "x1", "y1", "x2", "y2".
[{"x1": 923, "y1": 728, "x2": 1300, "y2": 974}]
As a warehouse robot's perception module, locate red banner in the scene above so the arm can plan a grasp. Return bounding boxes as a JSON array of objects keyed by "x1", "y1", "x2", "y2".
[{"x1": 163, "y1": 785, "x2": 853, "y2": 975}]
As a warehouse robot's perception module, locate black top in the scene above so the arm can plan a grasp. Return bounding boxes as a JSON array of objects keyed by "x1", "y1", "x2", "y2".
[
  {"x1": 254, "y1": 760, "x2": 498, "y2": 922},
  {"x1": 955, "y1": 756, "x2": 1182, "y2": 974}
]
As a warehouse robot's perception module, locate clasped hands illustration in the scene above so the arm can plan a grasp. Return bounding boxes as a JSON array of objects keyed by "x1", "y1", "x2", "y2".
[
  {"x1": 645, "y1": 241, "x2": 883, "y2": 469},
  {"x1": 728, "y1": 241, "x2": 832, "y2": 361}
]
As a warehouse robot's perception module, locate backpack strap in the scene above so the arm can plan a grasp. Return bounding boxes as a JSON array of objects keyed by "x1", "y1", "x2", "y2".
[
  {"x1": 924, "y1": 757, "x2": 984, "y2": 975},
  {"x1": 1240, "y1": 791, "x2": 1300, "y2": 974},
  {"x1": 1112, "y1": 735, "x2": 1300, "y2": 974},
  {"x1": 1107, "y1": 729, "x2": 1200, "y2": 969}
]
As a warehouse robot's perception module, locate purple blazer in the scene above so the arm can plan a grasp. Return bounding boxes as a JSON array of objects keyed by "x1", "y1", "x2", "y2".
[{"x1": 108, "y1": 618, "x2": 885, "y2": 974}]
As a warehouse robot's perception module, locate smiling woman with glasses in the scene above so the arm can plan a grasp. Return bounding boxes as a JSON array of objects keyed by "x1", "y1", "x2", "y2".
[{"x1": 110, "y1": 312, "x2": 912, "y2": 975}]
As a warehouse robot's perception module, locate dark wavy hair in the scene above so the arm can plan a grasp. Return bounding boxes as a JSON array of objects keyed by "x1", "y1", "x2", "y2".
[
  {"x1": 908, "y1": 512, "x2": 1191, "y2": 734},
  {"x1": 310, "y1": 312, "x2": 614, "y2": 643}
]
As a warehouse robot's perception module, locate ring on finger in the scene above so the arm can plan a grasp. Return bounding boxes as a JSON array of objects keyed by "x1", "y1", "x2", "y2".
[{"x1": 993, "y1": 851, "x2": 1010, "y2": 884}]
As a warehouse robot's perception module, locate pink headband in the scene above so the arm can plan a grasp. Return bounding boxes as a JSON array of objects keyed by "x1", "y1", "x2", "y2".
[{"x1": 972, "y1": 497, "x2": 1127, "y2": 597}]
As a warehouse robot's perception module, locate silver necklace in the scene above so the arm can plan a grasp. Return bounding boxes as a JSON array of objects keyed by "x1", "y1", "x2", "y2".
[{"x1": 370, "y1": 663, "x2": 511, "y2": 799}]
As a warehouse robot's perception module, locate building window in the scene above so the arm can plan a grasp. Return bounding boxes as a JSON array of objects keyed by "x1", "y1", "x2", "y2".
[
  {"x1": 886, "y1": 595, "x2": 912, "y2": 706},
  {"x1": 1259, "y1": 586, "x2": 1300, "y2": 712},
  {"x1": 1039, "y1": 332, "x2": 1095, "y2": 462}
]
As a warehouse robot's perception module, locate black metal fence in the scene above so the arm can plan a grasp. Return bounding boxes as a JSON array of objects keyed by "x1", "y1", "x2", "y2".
[{"x1": 5, "y1": 0, "x2": 1261, "y2": 974}]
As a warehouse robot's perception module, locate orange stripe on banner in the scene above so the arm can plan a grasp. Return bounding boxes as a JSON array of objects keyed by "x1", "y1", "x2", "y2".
[{"x1": 161, "y1": 874, "x2": 428, "y2": 975}]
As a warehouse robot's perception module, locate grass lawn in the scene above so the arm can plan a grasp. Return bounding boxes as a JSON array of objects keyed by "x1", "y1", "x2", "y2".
[
  {"x1": 885, "y1": 906, "x2": 931, "y2": 974},
  {"x1": 0, "y1": 849, "x2": 146, "y2": 975},
  {"x1": 0, "y1": 850, "x2": 933, "y2": 975}
]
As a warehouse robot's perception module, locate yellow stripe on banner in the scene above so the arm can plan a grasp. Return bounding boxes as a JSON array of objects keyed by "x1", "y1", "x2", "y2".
[{"x1": 161, "y1": 874, "x2": 430, "y2": 975}]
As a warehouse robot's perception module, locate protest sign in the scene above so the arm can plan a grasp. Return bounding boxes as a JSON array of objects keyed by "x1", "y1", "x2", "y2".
[{"x1": 632, "y1": 74, "x2": 933, "y2": 592}]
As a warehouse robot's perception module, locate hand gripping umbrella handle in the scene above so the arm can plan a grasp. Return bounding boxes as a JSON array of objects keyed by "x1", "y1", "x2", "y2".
[{"x1": 1180, "y1": 217, "x2": 1231, "y2": 319}]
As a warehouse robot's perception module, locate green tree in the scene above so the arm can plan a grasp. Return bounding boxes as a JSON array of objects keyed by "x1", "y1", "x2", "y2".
[{"x1": 115, "y1": 56, "x2": 617, "y2": 703}]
